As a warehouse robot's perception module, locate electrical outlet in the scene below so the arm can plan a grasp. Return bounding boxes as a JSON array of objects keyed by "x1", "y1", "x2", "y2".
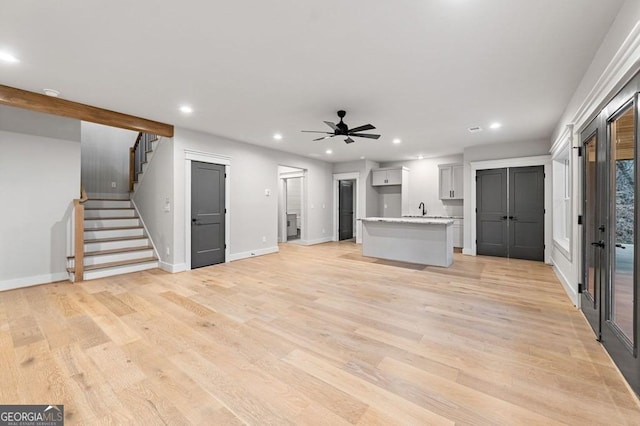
[
  {"x1": 111, "y1": 181, "x2": 117, "y2": 188},
  {"x1": 166, "y1": 247, "x2": 170, "y2": 256},
  {"x1": 322, "y1": 228, "x2": 325, "y2": 234},
  {"x1": 262, "y1": 236, "x2": 266, "y2": 243}
]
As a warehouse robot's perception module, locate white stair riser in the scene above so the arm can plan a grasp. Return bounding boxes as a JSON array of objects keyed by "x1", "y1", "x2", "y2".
[
  {"x1": 83, "y1": 261, "x2": 158, "y2": 280},
  {"x1": 85, "y1": 218, "x2": 140, "y2": 228},
  {"x1": 84, "y1": 238, "x2": 150, "y2": 252},
  {"x1": 84, "y1": 249, "x2": 155, "y2": 266},
  {"x1": 85, "y1": 200, "x2": 132, "y2": 209},
  {"x1": 85, "y1": 209, "x2": 136, "y2": 218},
  {"x1": 85, "y1": 228, "x2": 145, "y2": 240}
]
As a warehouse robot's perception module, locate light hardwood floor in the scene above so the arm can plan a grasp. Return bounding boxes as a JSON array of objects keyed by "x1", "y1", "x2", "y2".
[{"x1": 2, "y1": 242, "x2": 640, "y2": 425}]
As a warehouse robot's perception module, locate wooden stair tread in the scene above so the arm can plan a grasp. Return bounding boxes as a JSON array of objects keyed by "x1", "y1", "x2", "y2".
[
  {"x1": 67, "y1": 256, "x2": 157, "y2": 273},
  {"x1": 84, "y1": 225, "x2": 143, "y2": 231},
  {"x1": 85, "y1": 207, "x2": 134, "y2": 211},
  {"x1": 87, "y1": 198, "x2": 131, "y2": 201},
  {"x1": 84, "y1": 216, "x2": 139, "y2": 220},
  {"x1": 84, "y1": 245, "x2": 154, "y2": 257},
  {"x1": 85, "y1": 235, "x2": 148, "y2": 243}
]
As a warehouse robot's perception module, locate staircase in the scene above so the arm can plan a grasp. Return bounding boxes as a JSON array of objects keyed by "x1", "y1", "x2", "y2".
[{"x1": 68, "y1": 197, "x2": 158, "y2": 281}]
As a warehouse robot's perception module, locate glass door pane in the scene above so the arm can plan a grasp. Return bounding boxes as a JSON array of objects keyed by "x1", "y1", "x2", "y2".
[
  {"x1": 584, "y1": 136, "x2": 598, "y2": 305},
  {"x1": 610, "y1": 106, "x2": 635, "y2": 345}
]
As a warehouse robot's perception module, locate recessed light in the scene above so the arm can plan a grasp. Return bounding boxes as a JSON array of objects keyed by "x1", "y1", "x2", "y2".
[
  {"x1": 43, "y1": 88, "x2": 60, "y2": 97},
  {"x1": 273, "y1": 133, "x2": 283, "y2": 140},
  {"x1": 0, "y1": 51, "x2": 19, "y2": 63},
  {"x1": 393, "y1": 138, "x2": 401, "y2": 144},
  {"x1": 489, "y1": 122, "x2": 502, "y2": 129},
  {"x1": 325, "y1": 149, "x2": 333, "y2": 155},
  {"x1": 179, "y1": 105, "x2": 193, "y2": 114},
  {"x1": 417, "y1": 155, "x2": 424, "y2": 160},
  {"x1": 360, "y1": 156, "x2": 365, "y2": 160}
]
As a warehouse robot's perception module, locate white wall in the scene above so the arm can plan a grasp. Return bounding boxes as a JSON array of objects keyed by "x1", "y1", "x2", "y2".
[
  {"x1": 550, "y1": 1, "x2": 640, "y2": 305},
  {"x1": 131, "y1": 137, "x2": 174, "y2": 270},
  {"x1": 382, "y1": 155, "x2": 464, "y2": 218},
  {"x1": 81, "y1": 122, "x2": 138, "y2": 198},
  {"x1": 172, "y1": 128, "x2": 334, "y2": 269},
  {"x1": 0, "y1": 107, "x2": 81, "y2": 290}
]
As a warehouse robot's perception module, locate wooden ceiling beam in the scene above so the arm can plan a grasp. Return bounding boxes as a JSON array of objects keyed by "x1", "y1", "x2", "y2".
[{"x1": 0, "y1": 84, "x2": 174, "y2": 137}]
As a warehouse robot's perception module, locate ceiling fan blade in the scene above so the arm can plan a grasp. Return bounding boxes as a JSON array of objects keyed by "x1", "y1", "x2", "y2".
[
  {"x1": 351, "y1": 133, "x2": 381, "y2": 139},
  {"x1": 344, "y1": 137, "x2": 355, "y2": 144},
  {"x1": 324, "y1": 121, "x2": 338, "y2": 131},
  {"x1": 301, "y1": 130, "x2": 332, "y2": 134},
  {"x1": 313, "y1": 135, "x2": 335, "y2": 141},
  {"x1": 348, "y1": 124, "x2": 375, "y2": 133}
]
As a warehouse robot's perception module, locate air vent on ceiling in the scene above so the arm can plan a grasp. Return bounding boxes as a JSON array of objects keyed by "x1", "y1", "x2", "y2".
[{"x1": 468, "y1": 126, "x2": 483, "y2": 133}]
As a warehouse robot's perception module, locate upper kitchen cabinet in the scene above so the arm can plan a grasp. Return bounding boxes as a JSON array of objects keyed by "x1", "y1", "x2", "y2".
[
  {"x1": 372, "y1": 167, "x2": 408, "y2": 186},
  {"x1": 439, "y1": 163, "x2": 463, "y2": 200}
]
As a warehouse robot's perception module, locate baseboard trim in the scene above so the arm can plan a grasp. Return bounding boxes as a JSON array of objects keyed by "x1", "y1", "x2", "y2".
[
  {"x1": 551, "y1": 261, "x2": 578, "y2": 307},
  {"x1": 0, "y1": 272, "x2": 69, "y2": 292},
  {"x1": 229, "y1": 246, "x2": 279, "y2": 262},
  {"x1": 159, "y1": 261, "x2": 187, "y2": 273},
  {"x1": 462, "y1": 248, "x2": 474, "y2": 256},
  {"x1": 300, "y1": 237, "x2": 333, "y2": 246}
]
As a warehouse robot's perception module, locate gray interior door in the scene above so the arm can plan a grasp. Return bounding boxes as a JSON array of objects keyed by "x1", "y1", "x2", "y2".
[
  {"x1": 339, "y1": 180, "x2": 354, "y2": 241},
  {"x1": 477, "y1": 166, "x2": 544, "y2": 260},
  {"x1": 191, "y1": 161, "x2": 225, "y2": 268},
  {"x1": 477, "y1": 168, "x2": 508, "y2": 257},
  {"x1": 508, "y1": 166, "x2": 545, "y2": 261}
]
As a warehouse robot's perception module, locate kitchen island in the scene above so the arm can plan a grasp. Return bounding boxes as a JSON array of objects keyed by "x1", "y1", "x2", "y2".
[{"x1": 360, "y1": 217, "x2": 454, "y2": 267}]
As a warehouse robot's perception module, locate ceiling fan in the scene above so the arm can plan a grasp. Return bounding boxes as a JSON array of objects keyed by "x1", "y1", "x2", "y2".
[{"x1": 302, "y1": 110, "x2": 381, "y2": 144}]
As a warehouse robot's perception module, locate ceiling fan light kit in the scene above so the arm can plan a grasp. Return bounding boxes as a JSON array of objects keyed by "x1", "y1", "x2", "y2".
[{"x1": 302, "y1": 110, "x2": 381, "y2": 144}]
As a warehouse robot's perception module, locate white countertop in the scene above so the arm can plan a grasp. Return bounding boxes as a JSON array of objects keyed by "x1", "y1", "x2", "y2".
[{"x1": 361, "y1": 217, "x2": 454, "y2": 225}]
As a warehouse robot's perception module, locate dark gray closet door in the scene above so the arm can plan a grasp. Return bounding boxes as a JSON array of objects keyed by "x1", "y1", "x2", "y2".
[
  {"x1": 191, "y1": 161, "x2": 225, "y2": 268},
  {"x1": 476, "y1": 168, "x2": 508, "y2": 257},
  {"x1": 508, "y1": 166, "x2": 545, "y2": 261},
  {"x1": 339, "y1": 180, "x2": 354, "y2": 241}
]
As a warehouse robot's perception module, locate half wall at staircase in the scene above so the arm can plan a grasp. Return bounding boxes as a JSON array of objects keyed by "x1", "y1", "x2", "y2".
[{"x1": 0, "y1": 105, "x2": 81, "y2": 291}]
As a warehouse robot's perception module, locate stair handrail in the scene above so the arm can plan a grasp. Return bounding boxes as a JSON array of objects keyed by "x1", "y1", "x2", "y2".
[
  {"x1": 129, "y1": 132, "x2": 158, "y2": 192},
  {"x1": 73, "y1": 185, "x2": 88, "y2": 282}
]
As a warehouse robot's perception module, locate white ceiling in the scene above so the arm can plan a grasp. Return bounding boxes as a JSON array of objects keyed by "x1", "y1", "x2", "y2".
[{"x1": 0, "y1": 0, "x2": 626, "y2": 163}]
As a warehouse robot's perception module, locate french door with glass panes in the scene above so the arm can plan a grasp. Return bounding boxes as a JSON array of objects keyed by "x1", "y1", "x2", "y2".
[{"x1": 581, "y1": 74, "x2": 640, "y2": 394}]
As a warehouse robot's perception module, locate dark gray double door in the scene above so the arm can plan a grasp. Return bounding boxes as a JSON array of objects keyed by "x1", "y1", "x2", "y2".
[
  {"x1": 476, "y1": 166, "x2": 545, "y2": 261},
  {"x1": 191, "y1": 161, "x2": 225, "y2": 268}
]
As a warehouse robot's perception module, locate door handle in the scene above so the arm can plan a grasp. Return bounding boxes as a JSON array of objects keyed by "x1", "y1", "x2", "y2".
[
  {"x1": 509, "y1": 216, "x2": 516, "y2": 220},
  {"x1": 591, "y1": 241, "x2": 605, "y2": 248},
  {"x1": 615, "y1": 243, "x2": 626, "y2": 249},
  {"x1": 192, "y1": 218, "x2": 200, "y2": 225},
  {"x1": 502, "y1": 216, "x2": 508, "y2": 220}
]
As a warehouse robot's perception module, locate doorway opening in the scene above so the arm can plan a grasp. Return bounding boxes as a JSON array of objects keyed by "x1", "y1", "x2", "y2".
[
  {"x1": 338, "y1": 179, "x2": 356, "y2": 241},
  {"x1": 278, "y1": 166, "x2": 306, "y2": 244}
]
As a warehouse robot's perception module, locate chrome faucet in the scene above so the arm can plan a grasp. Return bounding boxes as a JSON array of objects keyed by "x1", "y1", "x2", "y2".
[{"x1": 418, "y1": 202, "x2": 426, "y2": 216}]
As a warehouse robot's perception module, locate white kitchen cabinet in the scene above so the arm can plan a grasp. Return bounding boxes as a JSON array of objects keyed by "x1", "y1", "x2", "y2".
[
  {"x1": 452, "y1": 218, "x2": 463, "y2": 248},
  {"x1": 372, "y1": 167, "x2": 403, "y2": 186},
  {"x1": 439, "y1": 163, "x2": 463, "y2": 200}
]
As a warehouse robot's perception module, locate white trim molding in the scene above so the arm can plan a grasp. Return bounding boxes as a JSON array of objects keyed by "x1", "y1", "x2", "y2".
[
  {"x1": 572, "y1": 21, "x2": 640, "y2": 133},
  {"x1": 159, "y1": 261, "x2": 187, "y2": 273},
  {"x1": 469, "y1": 155, "x2": 552, "y2": 264},
  {"x1": 229, "y1": 246, "x2": 279, "y2": 262},
  {"x1": 0, "y1": 272, "x2": 69, "y2": 292},
  {"x1": 184, "y1": 149, "x2": 231, "y2": 270}
]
